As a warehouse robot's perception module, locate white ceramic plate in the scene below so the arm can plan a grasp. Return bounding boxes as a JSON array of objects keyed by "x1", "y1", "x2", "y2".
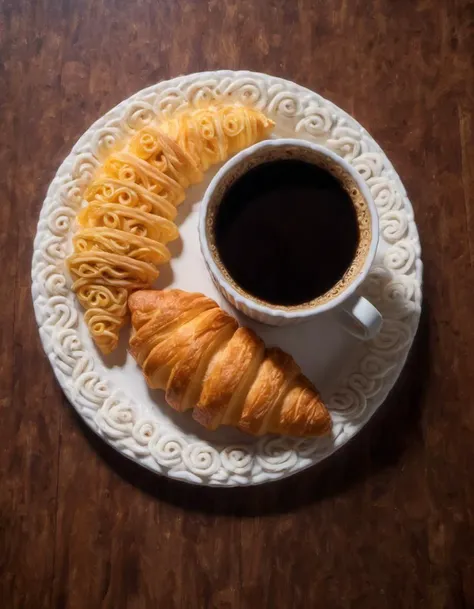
[{"x1": 31, "y1": 70, "x2": 422, "y2": 486}]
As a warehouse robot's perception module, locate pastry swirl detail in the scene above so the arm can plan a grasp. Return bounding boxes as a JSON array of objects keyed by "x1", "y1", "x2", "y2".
[{"x1": 67, "y1": 105, "x2": 274, "y2": 353}]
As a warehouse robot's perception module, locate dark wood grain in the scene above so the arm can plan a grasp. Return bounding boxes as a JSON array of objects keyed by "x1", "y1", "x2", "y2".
[{"x1": 1, "y1": 0, "x2": 474, "y2": 607}]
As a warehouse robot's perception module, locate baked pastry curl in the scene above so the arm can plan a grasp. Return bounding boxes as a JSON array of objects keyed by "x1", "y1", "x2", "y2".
[
  {"x1": 73, "y1": 228, "x2": 171, "y2": 266},
  {"x1": 102, "y1": 152, "x2": 186, "y2": 205},
  {"x1": 67, "y1": 105, "x2": 274, "y2": 353},
  {"x1": 73, "y1": 285, "x2": 128, "y2": 353},
  {"x1": 77, "y1": 202, "x2": 179, "y2": 244},
  {"x1": 129, "y1": 290, "x2": 331, "y2": 437},
  {"x1": 128, "y1": 127, "x2": 202, "y2": 188},
  {"x1": 161, "y1": 105, "x2": 275, "y2": 170},
  {"x1": 86, "y1": 178, "x2": 177, "y2": 220}
]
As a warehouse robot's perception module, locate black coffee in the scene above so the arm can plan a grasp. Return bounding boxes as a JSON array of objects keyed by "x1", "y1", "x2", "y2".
[{"x1": 214, "y1": 159, "x2": 359, "y2": 306}]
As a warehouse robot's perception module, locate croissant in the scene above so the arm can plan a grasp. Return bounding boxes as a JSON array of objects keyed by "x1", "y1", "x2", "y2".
[
  {"x1": 128, "y1": 290, "x2": 331, "y2": 437},
  {"x1": 67, "y1": 105, "x2": 274, "y2": 353}
]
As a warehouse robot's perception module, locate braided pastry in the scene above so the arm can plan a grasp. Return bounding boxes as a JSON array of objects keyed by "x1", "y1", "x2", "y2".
[
  {"x1": 129, "y1": 290, "x2": 331, "y2": 437},
  {"x1": 67, "y1": 105, "x2": 274, "y2": 353}
]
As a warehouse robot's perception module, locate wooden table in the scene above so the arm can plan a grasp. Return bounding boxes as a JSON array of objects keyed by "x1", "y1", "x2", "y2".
[{"x1": 2, "y1": 1, "x2": 474, "y2": 607}]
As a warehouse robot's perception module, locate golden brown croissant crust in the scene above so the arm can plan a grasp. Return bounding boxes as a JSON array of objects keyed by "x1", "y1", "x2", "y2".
[{"x1": 129, "y1": 290, "x2": 332, "y2": 438}]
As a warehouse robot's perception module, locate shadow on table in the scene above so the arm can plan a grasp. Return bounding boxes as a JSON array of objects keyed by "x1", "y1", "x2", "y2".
[{"x1": 76, "y1": 305, "x2": 430, "y2": 517}]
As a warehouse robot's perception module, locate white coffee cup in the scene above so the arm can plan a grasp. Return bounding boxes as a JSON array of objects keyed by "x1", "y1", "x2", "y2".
[{"x1": 199, "y1": 139, "x2": 382, "y2": 340}]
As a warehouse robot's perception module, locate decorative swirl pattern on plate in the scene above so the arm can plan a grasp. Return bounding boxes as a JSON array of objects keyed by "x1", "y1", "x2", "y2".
[
  {"x1": 380, "y1": 211, "x2": 409, "y2": 243},
  {"x1": 384, "y1": 240, "x2": 417, "y2": 274},
  {"x1": 122, "y1": 101, "x2": 156, "y2": 133},
  {"x1": 329, "y1": 388, "x2": 368, "y2": 420},
  {"x1": 31, "y1": 70, "x2": 422, "y2": 486},
  {"x1": 256, "y1": 437, "x2": 298, "y2": 472},
  {"x1": 295, "y1": 104, "x2": 333, "y2": 136},
  {"x1": 220, "y1": 445, "x2": 254, "y2": 475},
  {"x1": 149, "y1": 433, "x2": 187, "y2": 468},
  {"x1": 182, "y1": 444, "x2": 221, "y2": 477}
]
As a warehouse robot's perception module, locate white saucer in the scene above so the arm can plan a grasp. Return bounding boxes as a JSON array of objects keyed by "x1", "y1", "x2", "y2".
[{"x1": 31, "y1": 71, "x2": 422, "y2": 486}]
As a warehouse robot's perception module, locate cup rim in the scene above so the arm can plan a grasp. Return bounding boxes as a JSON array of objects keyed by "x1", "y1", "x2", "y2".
[{"x1": 199, "y1": 138, "x2": 379, "y2": 320}]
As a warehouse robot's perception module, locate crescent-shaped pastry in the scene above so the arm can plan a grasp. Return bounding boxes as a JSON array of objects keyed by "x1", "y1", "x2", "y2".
[{"x1": 129, "y1": 289, "x2": 331, "y2": 438}]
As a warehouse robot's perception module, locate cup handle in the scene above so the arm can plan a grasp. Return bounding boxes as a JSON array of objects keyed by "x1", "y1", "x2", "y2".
[{"x1": 337, "y1": 294, "x2": 382, "y2": 340}]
